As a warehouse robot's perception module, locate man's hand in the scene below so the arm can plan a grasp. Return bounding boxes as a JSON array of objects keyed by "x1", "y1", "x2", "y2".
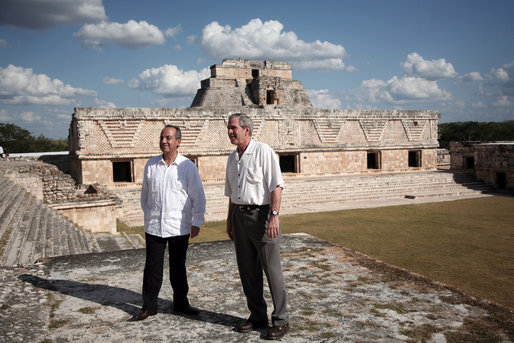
[
  {"x1": 190, "y1": 226, "x2": 200, "y2": 239},
  {"x1": 267, "y1": 215, "x2": 280, "y2": 239}
]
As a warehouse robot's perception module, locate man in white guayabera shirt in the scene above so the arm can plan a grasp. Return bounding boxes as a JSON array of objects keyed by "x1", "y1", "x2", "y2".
[
  {"x1": 134, "y1": 125, "x2": 206, "y2": 321},
  {"x1": 225, "y1": 113, "x2": 290, "y2": 340}
]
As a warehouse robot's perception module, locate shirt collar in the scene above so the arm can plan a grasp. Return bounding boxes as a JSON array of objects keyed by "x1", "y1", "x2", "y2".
[{"x1": 159, "y1": 152, "x2": 185, "y2": 166}]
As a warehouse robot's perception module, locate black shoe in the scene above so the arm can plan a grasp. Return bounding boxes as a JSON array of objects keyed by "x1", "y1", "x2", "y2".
[
  {"x1": 133, "y1": 308, "x2": 157, "y2": 321},
  {"x1": 174, "y1": 304, "x2": 200, "y2": 315},
  {"x1": 266, "y1": 323, "x2": 289, "y2": 340},
  {"x1": 237, "y1": 320, "x2": 268, "y2": 333}
]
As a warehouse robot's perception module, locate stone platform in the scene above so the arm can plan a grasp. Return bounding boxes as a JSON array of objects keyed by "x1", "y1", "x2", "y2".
[{"x1": 1, "y1": 234, "x2": 512, "y2": 342}]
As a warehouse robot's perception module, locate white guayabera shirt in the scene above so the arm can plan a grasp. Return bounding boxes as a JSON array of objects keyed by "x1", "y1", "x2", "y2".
[
  {"x1": 225, "y1": 139, "x2": 284, "y2": 206},
  {"x1": 141, "y1": 153, "x2": 206, "y2": 238}
]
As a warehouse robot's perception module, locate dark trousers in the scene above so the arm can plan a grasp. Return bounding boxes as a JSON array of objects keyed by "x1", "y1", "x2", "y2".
[
  {"x1": 142, "y1": 233, "x2": 190, "y2": 310},
  {"x1": 232, "y1": 206, "x2": 289, "y2": 326}
]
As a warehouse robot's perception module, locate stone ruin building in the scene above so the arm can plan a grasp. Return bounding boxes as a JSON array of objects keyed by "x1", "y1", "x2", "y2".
[
  {"x1": 69, "y1": 59, "x2": 440, "y2": 187},
  {"x1": 450, "y1": 141, "x2": 514, "y2": 191}
]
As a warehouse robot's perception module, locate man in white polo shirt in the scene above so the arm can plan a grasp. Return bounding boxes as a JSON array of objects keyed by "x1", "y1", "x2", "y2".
[
  {"x1": 225, "y1": 113, "x2": 289, "y2": 340},
  {"x1": 134, "y1": 125, "x2": 206, "y2": 321}
]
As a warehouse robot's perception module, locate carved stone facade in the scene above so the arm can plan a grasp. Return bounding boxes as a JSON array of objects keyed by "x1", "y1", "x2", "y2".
[
  {"x1": 69, "y1": 59, "x2": 440, "y2": 186},
  {"x1": 451, "y1": 141, "x2": 514, "y2": 190}
]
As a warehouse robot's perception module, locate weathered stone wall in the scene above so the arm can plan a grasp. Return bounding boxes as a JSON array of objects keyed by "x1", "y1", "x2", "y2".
[
  {"x1": 53, "y1": 201, "x2": 121, "y2": 234},
  {"x1": 69, "y1": 107, "x2": 439, "y2": 184},
  {"x1": 0, "y1": 159, "x2": 121, "y2": 233},
  {"x1": 474, "y1": 143, "x2": 514, "y2": 190},
  {"x1": 450, "y1": 141, "x2": 477, "y2": 169}
]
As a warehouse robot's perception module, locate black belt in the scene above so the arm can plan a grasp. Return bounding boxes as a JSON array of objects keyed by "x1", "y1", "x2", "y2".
[{"x1": 236, "y1": 204, "x2": 269, "y2": 211}]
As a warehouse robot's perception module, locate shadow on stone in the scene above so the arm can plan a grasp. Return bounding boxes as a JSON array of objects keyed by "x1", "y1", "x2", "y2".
[{"x1": 18, "y1": 274, "x2": 243, "y2": 328}]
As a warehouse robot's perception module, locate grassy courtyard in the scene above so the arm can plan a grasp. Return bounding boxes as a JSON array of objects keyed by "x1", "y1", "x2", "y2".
[{"x1": 123, "y1": 196, "x2": 514, "y2": 309}]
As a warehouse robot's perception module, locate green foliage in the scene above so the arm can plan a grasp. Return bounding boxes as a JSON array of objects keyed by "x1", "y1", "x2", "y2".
[
  {"x1": 438, "y1": 120, "x2": 514, "y2": 149},
  {"x1": 0, "y1": 123, "x2": 68, "y2": 153}
]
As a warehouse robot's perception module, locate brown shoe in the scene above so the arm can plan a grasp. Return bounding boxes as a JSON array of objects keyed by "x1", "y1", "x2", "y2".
[
  {"x1": 266, "y1": 323, "x2": 289, "y2": 340},
  {"x1": 237, "y1": 320, "x2": 268, "y2": 333},
  {"x1": 133, "y1": 308, "x2": 157, "y2": 321}
]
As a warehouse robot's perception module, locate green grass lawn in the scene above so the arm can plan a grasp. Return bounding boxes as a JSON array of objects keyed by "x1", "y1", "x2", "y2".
[{"x1": 121, "y1": 196, "x2": 514, "y2": 309}]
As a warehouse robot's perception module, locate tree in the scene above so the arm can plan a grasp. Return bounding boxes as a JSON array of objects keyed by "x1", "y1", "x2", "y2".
[
  {"x1": 0, "y1": 123, "x2": 68, "y2": 153},
  {"x1": 438, "y1": 121, "x2": 514, "y2": 150}
]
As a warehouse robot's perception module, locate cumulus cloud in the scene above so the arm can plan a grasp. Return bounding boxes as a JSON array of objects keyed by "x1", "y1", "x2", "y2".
[
  {"x1": 488, "y1": 67, "x2": 510, "y2": 81},
  {"x1": 460, "y1": 71, "x2": 483, "y2": 82},
  {"x1": 402, "y1": 52, "x2": 457, "y2": 80},
  {"x1": 0, "y1": 0, "x2": 106, "y2": 30},
  {"x1": 74, "y1": 20, "x2": 165, "y2": 49},
  {"x1": 20, "y1": 111, "x2": 42, "y2": 123},
  {"x1": 492, "y1": 95, "x2": 512, "y2": 107},
  {"x1": 102, "y1": 77, "x2": 124, "y2": 85},
  {"x1": 128, "y1": 65, "x2": 210, "y2": 96},
  {"x1": 0, "y1": 109, "x2": 11, "y2": 121},
  {"x1": 165, "y1": 24, "x2": 182, "y2": 38},
  {"x1": 200, "y1": 18, "x2": 346, "y2": 71},
  {"x1": 308, "y1": 89, "x2": 342, "y2": 109},
  {"x1": 361, "y1": 76, "x2": 450, "y2": 103},
  {"x1": 0, "y1": 64, "x2": 97, "y2": 105}
]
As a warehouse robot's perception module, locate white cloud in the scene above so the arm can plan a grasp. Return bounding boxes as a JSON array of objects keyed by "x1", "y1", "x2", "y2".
[
  {"x1": 402, "y1": 52, "x2": 457, "y2": 80},
  {"x1": 492, "y1": 95, "x2": 512, "y2": 107},
  {"x1": 460, "y1": 71, "x2": 483, "y2": 82},
  {"x1": 20, "y1": 111, "x2": 42, "y2": 123},
  {"x1": 128, "y1": 65, "x2": 210, "y2": 96},
  {"x1": 0, "y1": 39, "x2": 8, "y2": 48},
  {"x1": 489, "y1": 67, "x2": 510, "y2": 81},
  {"x1": 0, "y1": 109, "x2": 11, "y2": 121},
  {"x1": 102, "y1": 77, "x2": 124, "y2": 85},
  {"x1": 74, "y1": 20, "x2": 165, "y2": 49},
  {"x1": 200, "y1": 18, "x2": 346, "y2": 71},
  {"x1": 0, "y1": 64, "x2": 97, "y2": 105},
  {"x1": 0, "y1": 0, "x2": 106, "y2": 30},
  {"x1": 360, "y1": 76, "x2": 450, "y2": 103},
  {"x1": 165, "y1": 24, "x2": 182, "y2": 38},
  {"x1": 94, "y1": 98, "x2": 116, "y2": 107},
  {"x1": 308, "y1": 89, "x2": 342, "y2": 109}
]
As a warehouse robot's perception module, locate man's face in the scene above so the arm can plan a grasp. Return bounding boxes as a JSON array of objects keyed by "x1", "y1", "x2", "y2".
[
  {"x1": 160, "y1": 127, "x2": 181, "y2": 154},
  {"x1": 227, "y1": 117, "x2": 250, "y2": 146}
]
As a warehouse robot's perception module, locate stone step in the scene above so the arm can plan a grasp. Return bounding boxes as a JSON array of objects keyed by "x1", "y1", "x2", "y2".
[{"x1": 2, "y1": 194, "x2": 38, "y2": 266}]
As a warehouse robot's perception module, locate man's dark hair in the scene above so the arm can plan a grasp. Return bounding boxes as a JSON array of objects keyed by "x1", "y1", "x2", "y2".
[{"x1": 164, "y1": 124, "x2": 182, "y2": 139}]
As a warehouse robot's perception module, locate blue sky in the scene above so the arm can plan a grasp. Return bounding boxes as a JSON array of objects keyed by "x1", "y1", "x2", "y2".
[{"x1": 1, "y1": 0, "x2": 513, "y2": 139}]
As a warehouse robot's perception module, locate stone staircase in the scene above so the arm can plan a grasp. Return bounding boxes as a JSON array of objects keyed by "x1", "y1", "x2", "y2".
[
  {"x1": 0, "y1": 175, "x2": 145, "y2": 267},
  {"x1": 116, "y1": 170, "x2": 495, "y2": 225}
]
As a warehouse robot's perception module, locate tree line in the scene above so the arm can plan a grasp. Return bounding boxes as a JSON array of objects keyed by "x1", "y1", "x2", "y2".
[
  {"x1": 438, "y1": 120, "x2": 514, "y2": 150},
  {"x1": 1, "y1": 121, "x2": 514, "y2": 154},
  {"x1": 0, "y1": 123, "x2": 67, "y2": 154}
]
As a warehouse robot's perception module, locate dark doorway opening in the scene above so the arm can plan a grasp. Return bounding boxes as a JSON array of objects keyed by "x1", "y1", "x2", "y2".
[
  {"x1": 408, "y1": 150, "x2": 421, "y2": 168},
  {"x1": 279, "y1": 155, "x2": 296, "y2": 173},
  {"x1": 497, "y1": 172, "x2": 506, "y2": 189},
  {"x1": 367, "y1": 152, "x2": 380, "y2": 169},
  {"x1": 113, "y1": 161, "x2": 132, "y2": 182},
  {"x1": 465, "y1": 156, "x2": 475, "y2": 169},
  {"x1": 267, "y1": 90, "x2": 278, "y2": 105},
  {"x1": 252, "y1": 69, "x2": 259, "y2": 78}
]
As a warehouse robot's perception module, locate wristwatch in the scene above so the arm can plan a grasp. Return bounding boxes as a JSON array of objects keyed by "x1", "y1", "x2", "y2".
[{"x1": 271, "y1": 210, "x2": 279, "y2": 216}]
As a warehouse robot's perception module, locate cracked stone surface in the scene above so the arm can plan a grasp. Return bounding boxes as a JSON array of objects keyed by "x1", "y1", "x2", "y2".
[{"x1": 0, "y1": 233, "x2": 512, "y2": 342}]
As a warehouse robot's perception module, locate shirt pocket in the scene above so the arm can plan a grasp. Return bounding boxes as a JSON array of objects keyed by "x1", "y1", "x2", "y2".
[{"x1": 246, "y1": 164, "x2": 263, "y2": 184}]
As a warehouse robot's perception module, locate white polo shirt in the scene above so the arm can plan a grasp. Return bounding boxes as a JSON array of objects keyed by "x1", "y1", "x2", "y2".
[
  {"x1": 141, "y1": 153, "x2": 206, "y2": 237},
  {"x1": 225, "y1": 139, "x2": 284, "y2": 206}
]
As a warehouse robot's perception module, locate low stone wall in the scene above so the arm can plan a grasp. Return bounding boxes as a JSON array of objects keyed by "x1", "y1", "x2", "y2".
[{"x1": 50, "y1": 200, "x2": 121, "y2": 234}]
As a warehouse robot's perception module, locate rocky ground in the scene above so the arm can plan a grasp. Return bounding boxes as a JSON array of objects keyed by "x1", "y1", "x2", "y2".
[{"x1": 1, "y1": 233, "x2": 512, "y2": 342}]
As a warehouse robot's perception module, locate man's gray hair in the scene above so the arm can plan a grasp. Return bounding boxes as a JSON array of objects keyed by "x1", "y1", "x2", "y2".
[{"x1": 229, "y1": 113, "x2": 253, "y2": 136}]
